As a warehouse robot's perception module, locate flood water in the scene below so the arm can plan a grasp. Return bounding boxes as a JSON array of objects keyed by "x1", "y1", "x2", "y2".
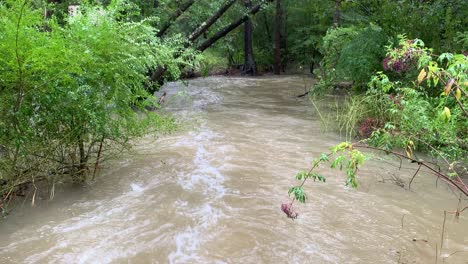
[{"x1": 0, "y1": 76, "x2": 467, "y2": 263}]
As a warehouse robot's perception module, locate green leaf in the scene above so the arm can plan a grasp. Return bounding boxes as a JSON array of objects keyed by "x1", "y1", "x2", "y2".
[
  {"x1": 441, "y1": 107, "x2": 451, "y2": 122},
  {"x1": 331, "y1": 156, "x2": 345, "y2": 170},
  {"x1": 319, "y1": 153, "x2": 329, "y2": 162},
  {"x1": 296, "y1": 171, "x2": 306, "y2": 180},
  {"x1": 311, "y1": 173, "x2": 326, "y2": 182},
  {"x1": 288, "y1": 186, "x2": 307, "y2": 203}
]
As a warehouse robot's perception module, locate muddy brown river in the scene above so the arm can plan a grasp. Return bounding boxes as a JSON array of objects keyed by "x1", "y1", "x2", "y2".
[{"x1": 0, "y1": 76, "x2": 467, "y2": 263}]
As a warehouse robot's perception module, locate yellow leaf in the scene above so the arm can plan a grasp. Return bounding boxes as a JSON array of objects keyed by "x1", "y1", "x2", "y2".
[
  {"x1": 443, "y1": 107, "x2": 451, "y2": 121},
  {"x1": 455, "y1": 88, "x2": 461, "y2": 101},
  {"x1": 444, "y1": 79, "x2": 454, "y2": 95},
  {"x1": 405, "y1": 149, "x2": 412, "y2": 158},
  {"x1": 417, "y1": 69, "x2": 426, "y2": 84}
]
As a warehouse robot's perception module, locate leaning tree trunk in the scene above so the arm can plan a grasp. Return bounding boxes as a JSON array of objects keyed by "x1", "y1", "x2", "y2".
[
  {"x1": 188, "y1": 0, "x2": 237, "y2": 42},
  {"x1": 273, "y1": 0, "x2": 281, "y2": 75},
  {"x1": 157, "y1": 0, "x2": 196, "y2": 38},
  {"x1": 196, "y1": 0, "x2": 273, "y2": 52},
  {"x1": 242, "y1": 0, "x2": 257, "y2": 75},
  {"x1": 150, "y1": 0, "x2": 274, "y2": 86}
]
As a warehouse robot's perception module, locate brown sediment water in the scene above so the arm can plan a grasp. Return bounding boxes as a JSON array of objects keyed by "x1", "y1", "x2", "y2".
[{"x1": 0, "y1": 76, "x2": 467, "y2": 263}]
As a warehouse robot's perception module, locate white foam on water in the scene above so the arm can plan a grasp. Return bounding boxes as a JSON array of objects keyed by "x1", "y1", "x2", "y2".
[
  {"x1": 168, "y1": 204, "x2": 224, "y2": 264},
  {"x1": 176, "y1": 127, "x2": 227, "y2": 198},
  {"x1": 4, "y1": 177, "x2": 162, "y2": 264},
  {"x1": 130, "y1": 183, "x2": 144, "y2": 193},
  {"x1": 168, "y1": 124, "x2": 229, "y2": 263}
]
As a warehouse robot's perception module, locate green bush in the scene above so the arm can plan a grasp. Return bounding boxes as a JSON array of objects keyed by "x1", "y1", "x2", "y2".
[
  {"x1": 312, "y1": 25, "x2": 387, "y2": 94},
  {"x1": 338, "y1": 38, "x2": 467, "y2": 162},
  {"x1": 0, "y1": 0, "x2": 196, "y2": 203},
  {"x1": 337, "y1": 25, "x2": 387, "y2": 85},
  {"x1": 319, "y1": 26, "x2": 360, "y2": 79}
]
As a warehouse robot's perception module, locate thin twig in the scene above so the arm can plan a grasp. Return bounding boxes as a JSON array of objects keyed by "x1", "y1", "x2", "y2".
[
  {"x1": 31, "y1": 176, "x2": 37, "y2": 207},
  {"x1": 353, "y1": 144, "x2": 468, "y2": 196},
  {"x1": 408, "y1": 164, "x2": 422, "y2": 190},
  {"x1": 443, "y1": 250, "x2": 468, "y2": 262},
  {"x1": 440, "y1": 211, "x2": 447, "y2": 251}
]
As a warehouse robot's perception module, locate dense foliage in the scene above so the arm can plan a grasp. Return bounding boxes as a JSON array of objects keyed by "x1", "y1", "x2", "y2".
[
  {"x1": 281, "y1": 1, "x2": 467, "y2": 221},
  {"x1": 0, "y1": 0, "x2": 199, "y2": 213},
  {"x1": 287, "y1": 38, "x2": 467, "y2": 213}
]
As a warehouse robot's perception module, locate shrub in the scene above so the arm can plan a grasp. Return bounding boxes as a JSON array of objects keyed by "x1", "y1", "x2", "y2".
[
  {"x1": 337, "y1": 24, "x2": 387, "y2": 85},
  {"x1": 312, "y1": 25, "x2": 387, "y2": 94},
  {"x1": 0, "y1": 0, "x2": 197, "y2": 207}
]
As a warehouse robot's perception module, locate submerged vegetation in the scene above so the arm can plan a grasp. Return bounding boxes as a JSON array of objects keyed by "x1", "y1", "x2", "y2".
[{"x1": 0, "y1": 0, "x2": 197, "y2": 215}]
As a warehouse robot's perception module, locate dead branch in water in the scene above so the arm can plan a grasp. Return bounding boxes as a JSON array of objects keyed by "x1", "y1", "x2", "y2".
[
  {"x1": 408, "y1": 164, "x2": 422, "y2": 190},
  {"x1": 440, "y1": 211, "x2": 446, "y2": 250}
]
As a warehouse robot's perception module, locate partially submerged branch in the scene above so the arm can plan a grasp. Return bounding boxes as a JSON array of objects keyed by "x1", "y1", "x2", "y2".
[
  {"x1": 283, "y1": 141, "x2": 467, "y2": 219},
  {"x1": 353, "y1": 144, "x2": 468, "y2": 197}
]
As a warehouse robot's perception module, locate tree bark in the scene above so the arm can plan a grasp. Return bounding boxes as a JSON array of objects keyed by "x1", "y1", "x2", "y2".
[
  {"x1": 157, "y1": 0, "x2": 196, "y2": 38},
  {"x1": 242, "y1": 0, "x2": 257, "y2": 75},
  {"x1": 188, "y1": 0, "x2": 237, "y2": 42},
  {"x1": 273, "y1": 0, "x2": 281, "y2": 75},
  {"x1": 197, "y1": 1, "x2": 272, "y2": 51}
]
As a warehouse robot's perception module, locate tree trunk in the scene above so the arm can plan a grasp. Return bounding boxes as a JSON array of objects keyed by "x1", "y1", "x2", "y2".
[
  {"x1": 242, "y1": 0, "x2": 257, "y2": 75},
  {"x1": 150, "y1": 0, "x2": 273, "y2": 85},
  {"x1": 188, "y1": 0, "x2": 237, "y2": 42},
  {"x1": 273, "y1": 0, "x2": 281, "y2": 75},
  {"x1": 157, "y1": 0, "x2": 196, "y2": 38},
  {"x1": 282, "y1": 7, "x2": 288, "y2": 72},
  {"x1": 196, "y1": 1, "x2": 272, "y2": 52},
  {"x1": 333, "y1": 0, "x2": 341, "y2": 28},
  {"x1": 72, "y1": 139, "x2": 87, "y2": 183}
]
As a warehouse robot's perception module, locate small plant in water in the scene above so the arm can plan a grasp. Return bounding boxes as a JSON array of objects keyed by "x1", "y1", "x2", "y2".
[{"x1": 282, "y1": 143, "x2": 365, "y2": 219}]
